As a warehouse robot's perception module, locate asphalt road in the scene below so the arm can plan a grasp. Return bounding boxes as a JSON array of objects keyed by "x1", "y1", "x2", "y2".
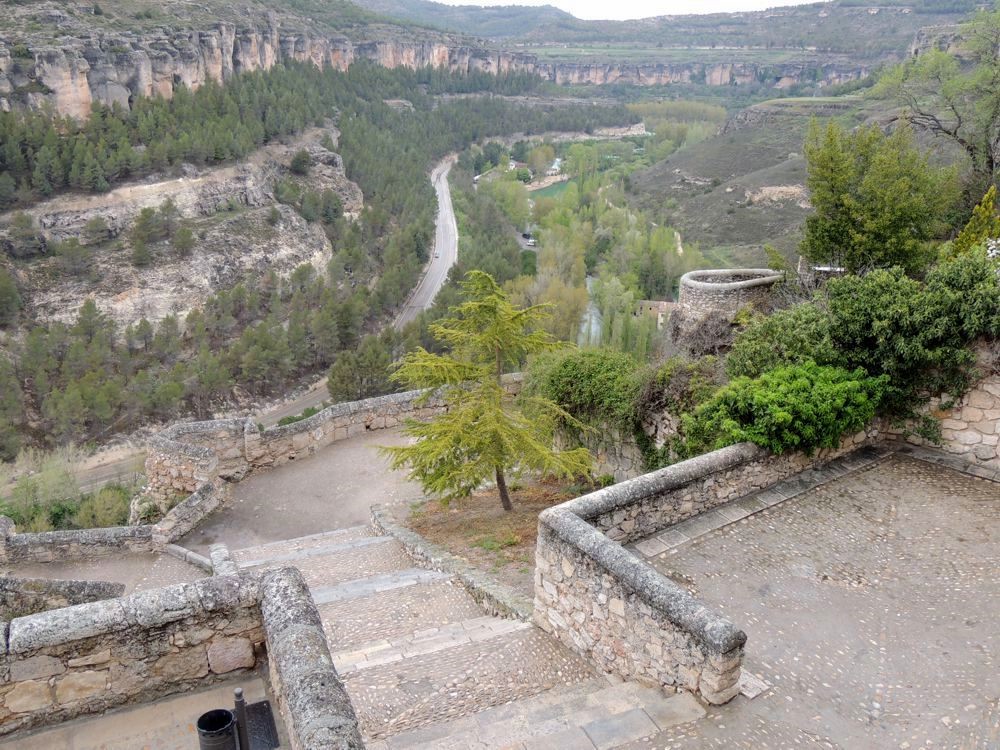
[
  {"x1": 72, "y1": 156, "x2": 460, "y2": 485},
  {"x1": 394, "y1": 157, "x2": 458, "y2": 328}
]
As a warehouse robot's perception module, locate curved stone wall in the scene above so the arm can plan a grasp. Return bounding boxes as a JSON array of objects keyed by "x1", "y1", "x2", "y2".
[{"x1": 678, "y1": 268, "x2": 784, "y2": 321}]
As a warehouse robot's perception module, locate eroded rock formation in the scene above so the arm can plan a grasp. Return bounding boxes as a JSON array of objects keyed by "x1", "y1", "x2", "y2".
[{"x1": 0, "y1": 19, "x2": 872, "y2": 119}]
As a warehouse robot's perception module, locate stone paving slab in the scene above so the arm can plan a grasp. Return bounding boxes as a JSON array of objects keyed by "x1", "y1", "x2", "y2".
[
  {"x1": 245, "y1": 537, "x2": 413, "y2": 588},
  {"x1": 343, "y1": 626, "x2": 598, "y2": 740},
  {"x1": 333, "y1": 617, "x2": 530, "y2": 673},
  {"x1": 313, "y1": 568, "x2": 452, "y2": 606},
  {"x1": 231, "y1": 524, "x2": 373, "y2": 564}
]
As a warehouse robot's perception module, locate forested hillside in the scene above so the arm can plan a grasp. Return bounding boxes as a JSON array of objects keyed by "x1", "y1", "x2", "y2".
[{"x1": 0, "y1": 62, "x2": 633, "y2": 457}]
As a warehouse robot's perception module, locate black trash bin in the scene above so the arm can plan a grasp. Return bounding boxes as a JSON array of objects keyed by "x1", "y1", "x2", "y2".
[{"x1": 197, "y1": 708, "x2": 238, "y2": 750}]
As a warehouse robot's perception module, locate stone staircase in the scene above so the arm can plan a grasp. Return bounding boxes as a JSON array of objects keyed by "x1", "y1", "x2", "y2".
[{"x1": 232, "y1": 526, "x2": 706, "y2": 749}]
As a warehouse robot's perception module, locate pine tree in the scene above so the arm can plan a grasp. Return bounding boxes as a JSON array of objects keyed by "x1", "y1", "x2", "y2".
[
  {"x1": 381, "y1": 271, "x2": 592, "y2": 512},
  {"x1": 953, "y1": 186, "x2": 1000, "y2": 256}
]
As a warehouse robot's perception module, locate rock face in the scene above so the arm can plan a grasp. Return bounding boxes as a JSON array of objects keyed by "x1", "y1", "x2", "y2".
[
  {"x1": 0, "y1": 18, "x2": 873, "y2": 118},
  {"x1": 6, "y1": 128, "x2": 361, "y2": 329}
]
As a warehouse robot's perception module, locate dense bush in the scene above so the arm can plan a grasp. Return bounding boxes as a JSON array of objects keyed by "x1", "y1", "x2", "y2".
[
  {"x1": 726, "y1": 303, "x2": 836, "y2": 379},
  {"x1": 827, "y1": 254, "x2": 1000, "y2": 415},
  {"x1": 529, "y1": 348, "x2": 643, "y2": 429},
  {"x1": 682, "y1": 361, "x2": 887, "y2": 456}
]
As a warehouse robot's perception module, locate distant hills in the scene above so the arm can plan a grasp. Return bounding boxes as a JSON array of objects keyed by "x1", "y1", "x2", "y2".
[{"x1": 347, "y1": 0, "x2": 981, "y2": 59}]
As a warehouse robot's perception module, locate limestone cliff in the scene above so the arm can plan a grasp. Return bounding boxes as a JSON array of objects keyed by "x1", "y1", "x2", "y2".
[
  {"x1": 0, "y1": 19, "x2": 872, "y2": 119},
  {"x1": 9, "y1": 128, "x2": 363, "y2": 329}
]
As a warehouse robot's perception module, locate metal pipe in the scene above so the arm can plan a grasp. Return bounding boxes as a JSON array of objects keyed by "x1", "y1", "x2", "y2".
[{"x1": 234, "y1": 687, "x2": 251, "y2": 750}]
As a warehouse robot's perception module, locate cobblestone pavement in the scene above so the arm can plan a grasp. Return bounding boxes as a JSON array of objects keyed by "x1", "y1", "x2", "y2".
[
  {"x1": 639, "y1": 454, "x2": 1000, "y2": 749},
  {"x1": 5, "y1": 551, "x2": 205, "y2": 594}
]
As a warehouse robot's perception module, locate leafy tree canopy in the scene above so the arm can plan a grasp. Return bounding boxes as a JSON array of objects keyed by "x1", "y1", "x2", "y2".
[{"x1": 801, "y1": 119, "x2": 958, "y2": 274}]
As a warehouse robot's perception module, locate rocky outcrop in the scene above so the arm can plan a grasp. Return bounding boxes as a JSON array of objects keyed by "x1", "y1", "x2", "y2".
[
  {"x1": 6, "y1": 128, "x2": 361, "y2": 329},
  {"x1": 1, "y1": 18, "x2": 873, "y2": 119}
]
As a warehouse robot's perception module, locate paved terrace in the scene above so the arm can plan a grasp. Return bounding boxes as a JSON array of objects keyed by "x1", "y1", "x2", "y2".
[{"x1": 625, "y1": 450, "x2": 999, "y2": 749}]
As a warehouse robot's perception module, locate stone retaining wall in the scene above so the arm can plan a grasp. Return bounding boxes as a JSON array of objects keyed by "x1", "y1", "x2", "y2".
[
  {"x1": 533, "y1": 428, "x2": 878, "y2": 705},
  {"x1": 0, "y1": 574, "x2": 263, "y2": 736},
  {"x1": 0, "y1": 568, "x2": 363, "y2": 744},
  {"x1": 924, "y1": 374, "x2": 1000, "y2": 470},
  {"x1": 0, "y1": 577, "x2": 125, "y2": 620}
]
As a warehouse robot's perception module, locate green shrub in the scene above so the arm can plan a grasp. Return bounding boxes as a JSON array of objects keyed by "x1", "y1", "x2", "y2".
[
  {"x1": 727, "y1": 303, "x2": 836, "y2": 379},
  {"x1": 72, "y1": 487, "x2": 129, "y2": 528},
  {"x1": 638, "y1": 356, "x2": 723, "y2": 418},
  {"x1": 530, "y1": 348, "x2": 643, "y2": 429},
  {"x1": 827, "y1": 260, "x2": 998, "y2": 415},
  {"x1": 290, "y1": 149, "x2": 312, "y2": 175},
  {"x1": 682, "y1": 361, "x2": 886, "y2": 456}
]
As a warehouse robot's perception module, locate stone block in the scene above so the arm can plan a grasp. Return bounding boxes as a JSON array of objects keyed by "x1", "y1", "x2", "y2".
[
  {"x1": 56, "y1": 671, "x2": 107, "y2": 704},
  {"x1": 67, "y1": 650, "x2": 111, "y2": 668},
  {"x1": 10, "y1": 654, "x2": 66, "y2": 682},
  {"x1": 5, "y1": 680, "x2": 52, "y2": 713},
  {"x1": 153, "y1": 647, "x2": 208, "y2": 680},
  {"x1": 207, "y1": 637, "x2": 255, "y2": 674}
]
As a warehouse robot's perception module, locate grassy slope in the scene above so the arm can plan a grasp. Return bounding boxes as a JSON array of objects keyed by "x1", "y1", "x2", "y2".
[{"x1": 627, "y1": 96, "x2": 879, "y2": 267}]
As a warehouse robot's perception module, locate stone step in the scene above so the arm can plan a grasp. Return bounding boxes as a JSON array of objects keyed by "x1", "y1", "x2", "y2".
[
  {"x1": 342, "y1": 626, "x2": 598, "y2": 741},
  {"x1": 332, "y1": 616, "x2": 530, "y2": 674},
  {"x1": 373, "y1": 680, "x2": 707, "y2": 749},
  {"x1": 230, "y1": 524, "x2": 373, "y2": 564},
  {"x1": 318, "y1": 575, "x2": 484, "y2": 649},
  {"x1": 236, "y1": 534, "x2": 392, "y2": 569},
  {"x1": 241, "y1": 538, "x2": 413, "y2": 589}
]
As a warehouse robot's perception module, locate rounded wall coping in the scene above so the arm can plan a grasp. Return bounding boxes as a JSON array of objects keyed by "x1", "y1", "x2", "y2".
[
  {"x1": 680, "y1": 268, "x2": 784, "y2": 292},
  {"x1": 539, "y1": 507, "x2": 746, "y2": 654}
]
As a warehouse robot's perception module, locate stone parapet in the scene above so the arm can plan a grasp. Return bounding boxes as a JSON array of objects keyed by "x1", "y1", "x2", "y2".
[
  {"x1": 260, "y1": 567, "x2": 363, "y2": 750},
  {"x1": 678, "y1": 268, "x2": 783, "y2": 320},
  {"x1": 0, "y1": 574, "x2": 263, "y2": 736},
  {"x1": 533, "y1": 429, "x2": 879, "y2": 705},
  {"x1": 143, "y1": 374, "x2": 524, "y2": 506},
  {"x1": 0, "y1": 568, "x2": 365, "y2": 743},
  {"x1": 0, "y1": 523, "x2": 154, "y2": 564}
]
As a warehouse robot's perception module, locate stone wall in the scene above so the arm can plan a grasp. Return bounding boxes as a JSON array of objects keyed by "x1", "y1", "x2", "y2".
[
  {"x1": 143, "y1": 375, "x2": 523, "y2": 505},
  {"x1": 925, "y1": 374, "x2": 1000, "y2": 470},
  {"x1": 557, "y1": 425, "x2": 646, "y2": 483},
  {"x1": 0, "y1": 574, "x2": 262, "y2": 736},
  {"x1": 0, "y1": 577, "x2": 125, "y2": 620},
  {"x1": 678, "y1": 269, "x2": 783, "y2": 319},
  {"x1": 0, "y1": 568, "x2": 363, "y2": 744},
  {"x1": 0, "y1": 481, "x2": 225, "y2": 564},
  {"x1": 0, "y1": 517, "x2": 153, "y2": 564},
  {"x1": 533, "y1": 428, "x2": 879, "y2": 705}
]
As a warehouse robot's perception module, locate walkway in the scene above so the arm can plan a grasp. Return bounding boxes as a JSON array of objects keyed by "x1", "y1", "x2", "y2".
[
  {"x1": 630, "y1": 451, "x2": 1000, "y2": 748},
  {"x1": 179, "y1": 429, "x2": 423, "y2": 555},
  {"x1": 232, "y1": 525, "x2": 706, "y2": 748}
]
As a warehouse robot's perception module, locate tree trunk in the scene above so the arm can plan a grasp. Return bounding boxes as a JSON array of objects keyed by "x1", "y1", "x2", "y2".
[{"x1": 495, "y1": 466, "x2": 513, "y2": 512}]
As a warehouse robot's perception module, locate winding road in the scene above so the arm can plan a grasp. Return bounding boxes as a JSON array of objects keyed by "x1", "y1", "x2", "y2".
[
  {"x1": 71, "y1": 156, "x2": 461, "y2": 485},
  {"x1": 259, "y1": 156, "x2": 458, "y2": 427}
]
